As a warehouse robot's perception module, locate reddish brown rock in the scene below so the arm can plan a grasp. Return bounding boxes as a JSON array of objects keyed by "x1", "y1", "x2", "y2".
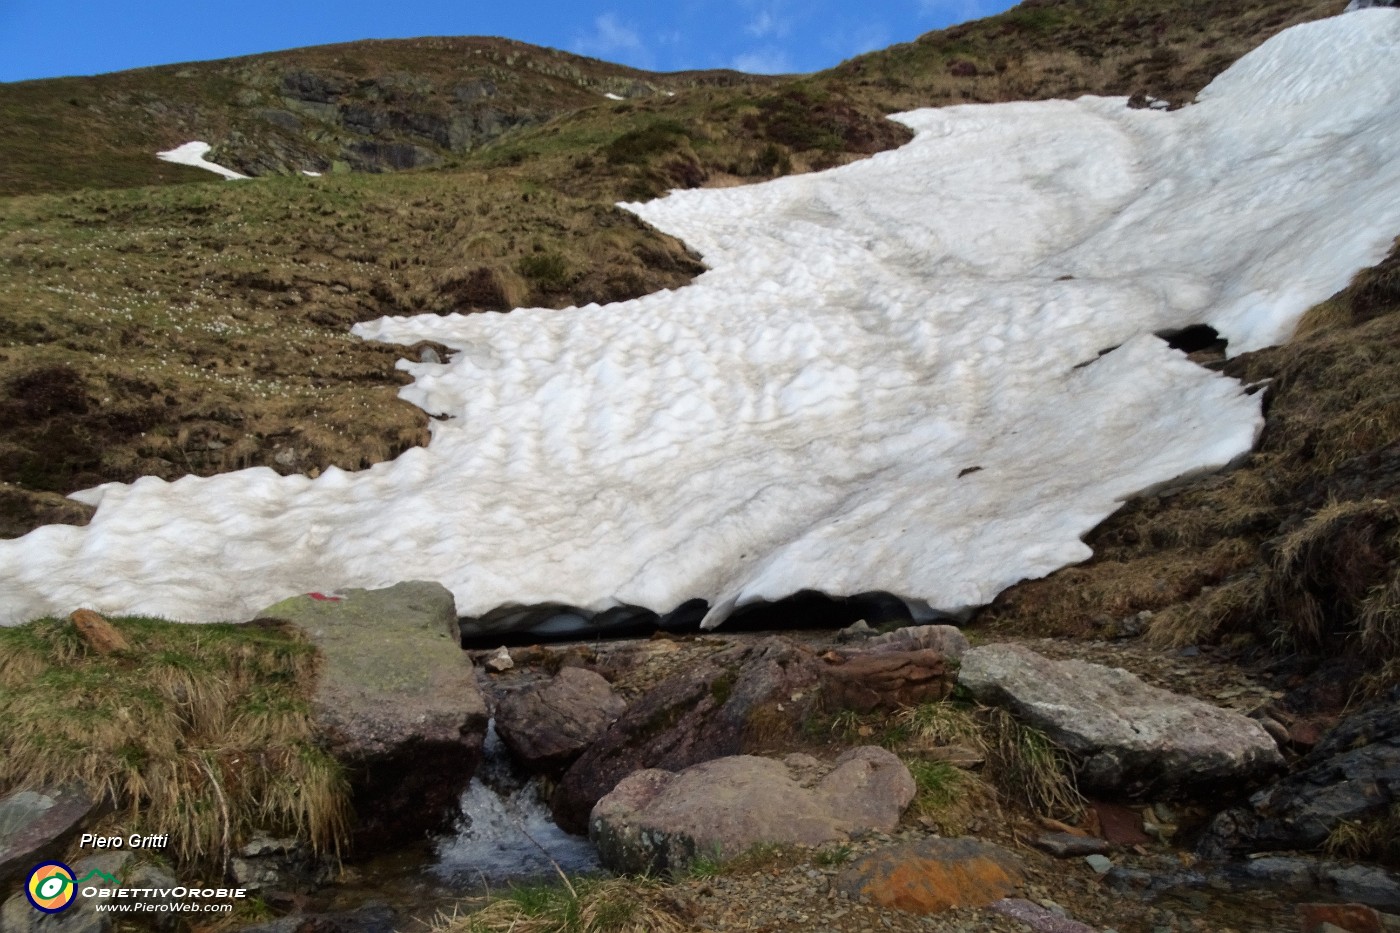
[
  {"x1": 836, "y1": 837, "x2": 1023, "y2": 914},
  {"x1": 495, "y1": 667, "x2": 627, "y2": 777},
  {"x1": 819, "y1": 649, "x2": 955, "y2": 713},
  {"x1": 1298, "y1": 902, "x2": 1383, "y2": 933},
  {"x1": 552, "y1": 637, "x2": 821, "y2": 834},
  {"x1": 70, "y1": 609, "x2": 130, "y2": 655},
  {"x1": 1089, "y1": 800, "x2": 1151, "y2": 846}
]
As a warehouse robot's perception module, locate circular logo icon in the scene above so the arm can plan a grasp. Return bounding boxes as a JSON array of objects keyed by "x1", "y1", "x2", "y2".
[{"x1": 26, "y1": 862, "x2": 77, "y2": 913}]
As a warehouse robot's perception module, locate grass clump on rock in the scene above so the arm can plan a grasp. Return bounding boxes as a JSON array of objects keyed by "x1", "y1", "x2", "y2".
[
  {"x1": 889, "y1": 701, "x2": 1083, "y2": 824},
  {"x1": 0, "y1": 614, "x2": 349, "y2": 868}
]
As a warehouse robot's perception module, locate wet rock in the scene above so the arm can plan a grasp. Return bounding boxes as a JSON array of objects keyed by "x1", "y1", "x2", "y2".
[
  {"x1": 590, "y1": 747, "x2": 912, "y2": 875},
  {"x1": 495, "y1": 667, "x2": 626, "y2": 777},
  {"x1": 990, "y1": 898, "x2": 1099, "y2": 932},
  {"x1": 959, "y1": 644, "x2": 1283, "y2": 797},
  {"x1": 235, "y1": 903, "x2": 397, "y2": 933},
  {"x1": 1198, "y1": 689, "x2": 1399, "y2": 859},
  {"x1": 230, "y1": 834, "x2": 334, "y2": 893},
  {"x1": 552, "y1": 637, "x2": 821, "y2": 833},
  {"x1": 258, "y1": 581, "x2": 487, "y2": 853},
  {"x1": 835, "y1": 837, "x2": 1023, "y2": 914},
  {"x1": 1208, "y1": 856, "x2": 1400, "y2": 912},
  {"x1": 0, "y1": 785, "x2": 97, "y2": 889}
]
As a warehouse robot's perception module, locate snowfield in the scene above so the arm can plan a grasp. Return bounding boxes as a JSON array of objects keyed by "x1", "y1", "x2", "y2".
[
  {"x1": 156, "y1": 142, "x2": 249, "y2": 180},
  {"x1": 4, "y1": 11, "x2": 1399, "y2": 630}
]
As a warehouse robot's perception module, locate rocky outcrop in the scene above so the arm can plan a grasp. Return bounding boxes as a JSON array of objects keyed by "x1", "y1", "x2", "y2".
[
  {"x1": 257, "y1": 581, "x2": 487, "y2": 852},
  {"x1": 590, "y1": 748, "x2": 913, "y2": 875},
  {"x1": 835, "y1": 837, "x2": 1023, "y2": 914},
  {"x1": 0, "y1": 785, "x2": 97, "y2": 889},
  {"x1": 958, "y1": 644, "x2": 1283, "y2": 797},
  {"x1": 1198, "y1": 688, "x2": 1400, "y2": 859},
  {"x1": 551, "y1": 637, "x2": 821, "y2": 833},
  {"x1": 494, "y1": 667, "x2": 627, "y2": 777}
]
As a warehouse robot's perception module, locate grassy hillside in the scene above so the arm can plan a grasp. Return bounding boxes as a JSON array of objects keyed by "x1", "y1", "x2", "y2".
[
  {"x1": 8, "y1": 0, "x2": 1395, "y2": 678},
  {"x1": 0, "y1": 36, "x2": 765, "y2": 198}
]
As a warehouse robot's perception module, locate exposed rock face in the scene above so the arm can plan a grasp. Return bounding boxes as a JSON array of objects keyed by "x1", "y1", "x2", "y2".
[
  {"x1": 1198, "y1": 689, "x2": 1400, "y2": 858},
  {"x1": 494, "y1": 667, "x2": 627, "y2": 777},
  {"x1": 835, "y1": 837, "x2": 1024, "y2": 914},
  {"x1": 0, "y1": 785, "x2": 96, "y2": 889},
  {"x1": 257, "y1": 581, "x2": 488, "y2": 852},
  {"x1": 958, "y1": 644, "x2": 1283, "y2": 797},
  {"x1": 590, "y1": 748, "x2": 913, "y2": 875},
  {"x1": 551, "y1": 637, "x2": 821, "y2": 833}
]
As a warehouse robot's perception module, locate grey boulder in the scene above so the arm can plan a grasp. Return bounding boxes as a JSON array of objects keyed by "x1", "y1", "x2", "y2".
[
  {"x1": 590, "y1": 747, "x2": 913, "y2": 875},
  {"x1": 958, "y1": 644, "x2": 1283, "y2": 797},
  {"x1": 257, "y1": 581, "x2": 488, "y2": 852}
]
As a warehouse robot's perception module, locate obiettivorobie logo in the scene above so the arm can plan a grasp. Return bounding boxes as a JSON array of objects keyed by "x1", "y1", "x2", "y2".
[
  {"x1": 24, "y1": 862, "x2": 244, "y2": 915},
  {"x1": 25, "y1": 862, "x2": 118, "y2": 913}
]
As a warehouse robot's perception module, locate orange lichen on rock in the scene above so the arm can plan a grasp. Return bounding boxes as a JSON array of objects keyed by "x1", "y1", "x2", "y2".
[{"x1": 837, "y1": 837, "x2": 1023, "y2": 914}]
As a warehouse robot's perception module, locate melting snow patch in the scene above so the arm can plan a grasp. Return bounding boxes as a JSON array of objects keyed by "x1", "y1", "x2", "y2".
[
  {"x1": 4, "y1": 11, "x2": 1400, "y2": 629},
  {"x1": 156, "y1": 142, "x2": 248, "y2": 180}
]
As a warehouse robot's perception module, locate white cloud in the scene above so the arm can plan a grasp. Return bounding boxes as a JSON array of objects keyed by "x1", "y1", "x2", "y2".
[
  {"x1": 572, "y1": 13, "x2": 652, "y2": 67},
  {"x1": 731, "y1": 46, "x2": 794, "y2": 74},
  {"x1": 745, "y1": 9, "x2": 790, "y2": 38}
]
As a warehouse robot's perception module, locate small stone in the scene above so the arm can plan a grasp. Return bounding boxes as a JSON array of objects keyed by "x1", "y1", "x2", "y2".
[
  {"x1": 837, "y1": 619, "x2": 874, "y2": 642},
  {"x1": 484, "y1": 646, "x2": 514, "y2": 673},
  {"x1": 1033, "y1": 832, "x2": 1109, "y2": 858},
  {"x1": 1085, "y1": 854, "x2": 1114, "y2": 874}
]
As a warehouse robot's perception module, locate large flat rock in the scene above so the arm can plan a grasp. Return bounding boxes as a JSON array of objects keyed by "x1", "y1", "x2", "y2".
[
  {"x1": 258, "y1": 581, "x2": 488, "y2": 851},
  {"x1": 958, "y1": 643, "x2": 1283, "y2": 797},
  {"x1": 590, "y1": 747, "x2": 913, "y2": 875}
]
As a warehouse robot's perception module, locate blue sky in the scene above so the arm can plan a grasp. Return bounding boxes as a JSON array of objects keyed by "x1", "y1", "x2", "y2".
[{"x1": 0, "y1": 1, "x2": 1017, "y2": 84}]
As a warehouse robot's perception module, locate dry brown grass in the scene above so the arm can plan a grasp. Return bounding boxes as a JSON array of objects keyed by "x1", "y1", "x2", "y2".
[
  {"x1": 892, "y1": 702, "x2": 1082, "y2": 822},
  {"x1": 438, "y1": 876, "x2": 691, "y2": 933},
  {"x1": 983, "y1": 239, "x2": 1400, "y2": 671},
  {"x1": 0, "y1": 615, "x2": 349, "y2": 868}
]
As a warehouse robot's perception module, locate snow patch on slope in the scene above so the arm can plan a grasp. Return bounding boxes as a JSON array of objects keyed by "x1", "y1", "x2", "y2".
[
  {"x1": 156, "y1": 142, "x2": 248, "y2": 180},
  {"x1": 4, "y1": 11, "x2": 1399, "y2": 629}
]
